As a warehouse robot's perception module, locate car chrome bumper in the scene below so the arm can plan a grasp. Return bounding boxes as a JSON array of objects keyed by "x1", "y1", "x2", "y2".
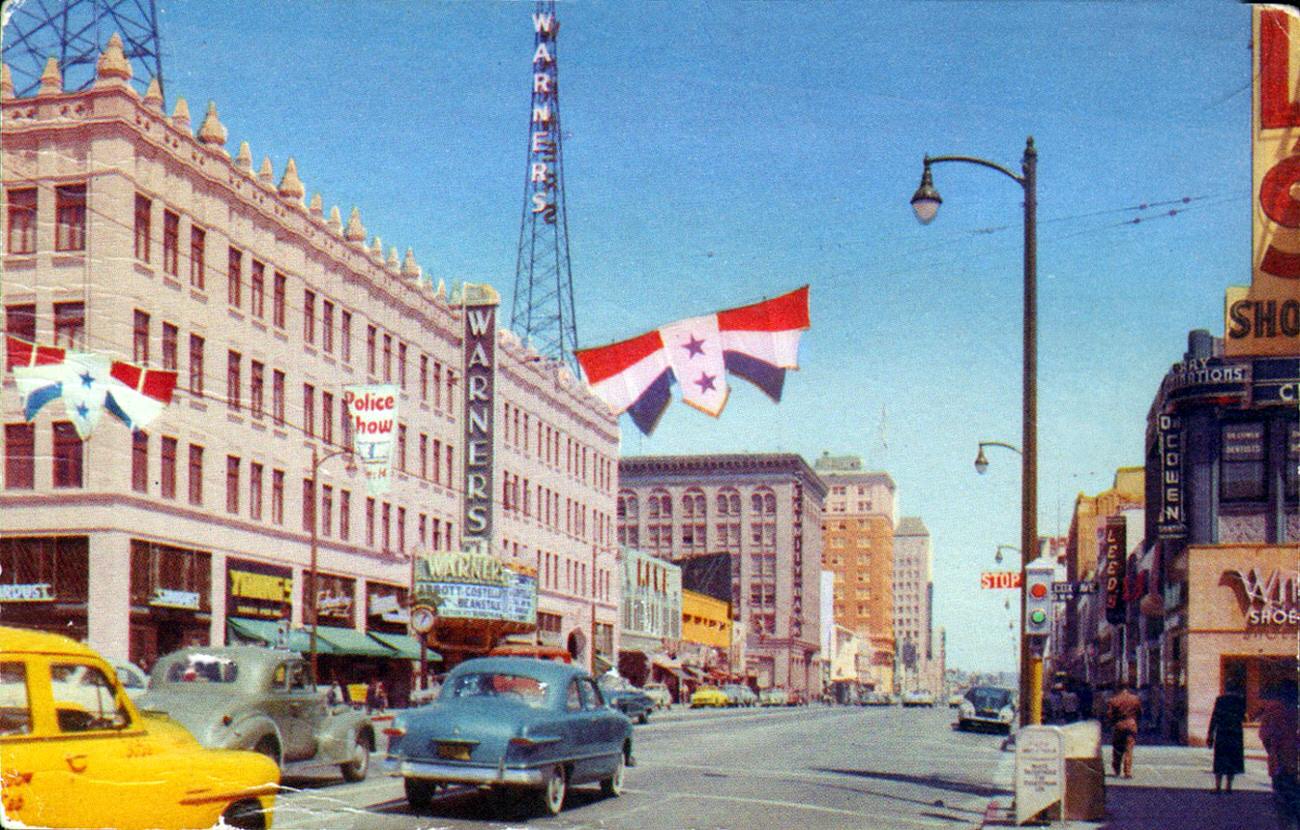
[{"x1": 386, "y1": 757, "x2": 545, "y2": 786}]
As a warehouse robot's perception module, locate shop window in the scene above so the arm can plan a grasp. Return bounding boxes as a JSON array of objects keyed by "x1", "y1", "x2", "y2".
[
  {"x1": 162, "y1": 210, "x2": 179, "y2": 275},
  {"x1": 52, "y1": 422, "x2": 82, "y2": 488},
  {"x1": 5, "y1": 424, "x2": 35, "y2": 489},
  {"x1": 54, "y1": 185, "x2": 86, "y2": 252},
  {"x1": 0, "y1": 536, "x2": 90, "y2": 605},
  {"x1": 1223, "y1": 655, "x2": 1297, "y2": 721},
  {"x1": 7, "y1": 188, "x2": 36, "y2": 254},
  {"x1": 1220, "y1": 423, "x2": 1266, "y2": 502}
]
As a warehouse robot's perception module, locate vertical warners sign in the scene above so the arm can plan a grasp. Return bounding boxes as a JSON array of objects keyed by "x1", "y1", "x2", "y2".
[
  {"x1": 1231, "y1": 7, "x2": 1300, "y2": 356},
  {"x1": 529, "y1": 9, "x2": 559, "y2": 224},
  {"x1": 346, "y1": 385, "x2": 399, "y2": 495},
  {"x1": 460, "y1": 284, "x2": 499, "y2": 552},
  {"x1": 1101, "y1": 517, "x2": 1127, "y2": 626}
]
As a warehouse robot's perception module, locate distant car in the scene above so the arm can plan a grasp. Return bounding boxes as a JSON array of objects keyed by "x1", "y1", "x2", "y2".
[
  {"x1": 598, "y1": 675, "x2": 654, "y2": 724},
  {"x1": 137, "y1": 646, "x2": 376, "y2": 782},
  {"x1": 862, "y1": 691, "x2": 892, "y2": 706},
  {"x1": 690, "y1": 685, "x2": 728, "y2": 708},
  {"x1": 385, "y1": 656, "x2": 633, "y2": 818},
  {"x1": 642, "y1": 681, "x2": 673, "y2": 710},
  {"x1": 0, "y1": 626, "x2": 278, "y2": 830},
  {"x1": 488, "y1": 644, "x2": 573, "y2": 663},
  {"x1": 948, "y1": 693, "x2": 965, "y2": 708},
  {"x1": 722, "y1": 683, "x2": 757, "y2": 707},
  {"x1": 759, "y1": 688, "x2": 788, "y2": 707},
  {"x1": 956, "y1": 685, "x2": 1017, "y2": 734},
  {"x1": 110, "y1": 658, "x2": 150, "y2": 701},
  {"x1": 902, "y1": 690, "x2": 936, "y2": 708}
]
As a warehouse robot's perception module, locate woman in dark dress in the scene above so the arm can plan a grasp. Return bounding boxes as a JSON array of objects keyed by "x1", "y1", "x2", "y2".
[{"x1": 1207, "y1": 685, "x2": 1247, "y2": 793}]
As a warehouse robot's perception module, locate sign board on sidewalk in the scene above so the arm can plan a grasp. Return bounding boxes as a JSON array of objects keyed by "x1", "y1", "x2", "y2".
[{"x1": 1015, "y1": 725, "x2": 1065, "y2": 825}]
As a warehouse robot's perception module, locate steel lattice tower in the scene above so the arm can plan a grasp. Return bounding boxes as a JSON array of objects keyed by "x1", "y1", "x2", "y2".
[
  {"x1": 2, "y1": 0, "x2": 164, "y2": 101},
  {"x1": 510, "y1": 0, "x2": 578, "y2": 372}
]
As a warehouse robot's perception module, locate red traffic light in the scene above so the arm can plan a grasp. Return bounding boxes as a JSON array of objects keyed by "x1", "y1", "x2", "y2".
[{"x1": 1029, "y1": 582, "x2": 1048, "y2": 599}]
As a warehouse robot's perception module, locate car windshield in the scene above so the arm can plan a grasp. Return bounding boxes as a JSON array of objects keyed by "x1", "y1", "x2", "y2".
[
  {"x1": 163, "y1": 655, "x2": 239, "y2": 684},
  {"x1": 598, "y1": 676, "x2": 630, "y2": 692},
  {"x1": 967, "y1": 688, "x2": 1012, "y2": 709},
  {"x1": 442, "y1": 672, "x2": 548, "y2": 707}
]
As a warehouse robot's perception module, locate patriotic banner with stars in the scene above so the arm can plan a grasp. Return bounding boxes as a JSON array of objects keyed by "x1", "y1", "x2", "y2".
[
  {"x1": 574, "y1": 286, "x2": 810, "y2": 435},
  {"x1": 5, "y1": 336, "x2": 178, "y2": 438}
]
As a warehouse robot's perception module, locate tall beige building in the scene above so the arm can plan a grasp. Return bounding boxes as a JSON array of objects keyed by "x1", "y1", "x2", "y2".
[
  {"x1": 815, "y1": 454, "x2": 895, "y2": 692},
  {"x1": 617, "y1": 454, "x2": 826, "y2": 698},
  {"x1": 893, "y1": 516, "x2": 933, "y2": 694},
  {"x1": 0, "y1": 45, "x2": 619, "y2": 700}
]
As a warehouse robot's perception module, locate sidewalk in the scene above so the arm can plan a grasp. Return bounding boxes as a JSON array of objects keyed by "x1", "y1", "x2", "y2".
[{"x1": 983, "y1": 744, "x2": 1278, "y2": 829}]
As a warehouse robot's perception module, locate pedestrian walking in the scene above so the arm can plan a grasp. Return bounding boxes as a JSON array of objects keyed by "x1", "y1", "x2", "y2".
[
  {"x1": 376, "y1": 681, "x2": 389, "y2": 712},
  {"x1": 1258, "y1": 682, "x2": 1299, "y2": 830},
  {"x1": 1206, "y1": 683, "x2": 1247, "y2": 793},
  {"x1": 365, "y1": 679, "x2": 379, "y2": 714},
  {"x1": 1107, "y1": 684, "x2": 1142, "y2": 779}
]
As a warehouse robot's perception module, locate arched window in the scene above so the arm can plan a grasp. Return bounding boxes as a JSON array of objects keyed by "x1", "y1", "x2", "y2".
[
  {"x1": 683, "y1": 488, "x2": 705, "y2": 520},
  {"x1": 717, "y1": 487, "x2": 740, "y2": 517},
  {"x1": 626, "y1": 495, "x2": 638, "y2": 520}
]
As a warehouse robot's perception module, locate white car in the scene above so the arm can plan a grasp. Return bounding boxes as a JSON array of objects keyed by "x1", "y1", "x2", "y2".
[
  {"x1": 901, "y1": 690, "x2": 936, "y2": 707},
  {"x1": 111, "y1": 659, "x2": 150, "y2": 701},
  {"x1": 642, "y1": 681, "x2": 673, "y2": 710},
  {"x1": 956, "y1": 686, "x2": 1017, "y2": 734}
]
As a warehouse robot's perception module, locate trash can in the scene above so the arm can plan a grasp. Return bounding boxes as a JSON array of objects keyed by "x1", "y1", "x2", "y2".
[{"x1": 1061, "y1": 720, "x2": 1106, "y2": 820}]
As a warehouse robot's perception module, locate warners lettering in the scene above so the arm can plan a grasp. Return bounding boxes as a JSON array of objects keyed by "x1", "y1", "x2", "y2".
[
  {"x1": 230, "y1": 570, "x2": 292, "y2": 602},
  {"x1": 418, "y1": 552, "x2": 507, "y2": 587}
]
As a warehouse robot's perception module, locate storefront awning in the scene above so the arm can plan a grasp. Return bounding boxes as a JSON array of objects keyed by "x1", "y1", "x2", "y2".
[
  {"x1": 227, "y1": 618, "x2": 408, "y2": 658},
  {"x1": 228, "y1": 618, "x2": 314, "y2": 652},
  {"x1": 368, "y1": 631, "x2": 440, "y2": 662}
]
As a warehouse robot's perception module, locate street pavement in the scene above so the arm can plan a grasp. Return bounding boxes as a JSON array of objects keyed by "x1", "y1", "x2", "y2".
[{"x1": 271, "y1": 702, "x2": 1015, "y2": 829}]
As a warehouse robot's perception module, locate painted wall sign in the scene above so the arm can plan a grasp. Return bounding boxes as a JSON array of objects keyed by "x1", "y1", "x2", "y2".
[
  {"x1": 150, "y1": 587, "x2": 200, "y2": 610},
  {"x1": 1230, "y1": 7, "x2": 1300, "y2": 356},
  {"x1": 980, "y1": 571, "x2": 1023, "y2": 590},
  {"x1": 0, "y1": 583, "x2": 53, "y2": 602},
  {"x1": 345, "y1": 384, "x2": 399, "y2": 496},
  {"x1": 1157, "y1": 357, "x2": 1251, "y2": 405},
  {"x1": 457, "y1": 283, "x2": 499, "y2": 552},
  {"x1": 1101, "y1": 517, "x2": 1127, "y2": 626},
  {"x1": 226, "y1": 558, "x2": 293, "y2": 621},
  {"x1": 1225, "y1": 567, "x2": 1300, "y2": 626},
  {"x1": 1156, "y1": 413, "x2": 1186, "y2": 540}
]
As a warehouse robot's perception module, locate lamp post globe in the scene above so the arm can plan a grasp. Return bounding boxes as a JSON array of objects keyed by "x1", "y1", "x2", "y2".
[
  {"x1": 974, "y1": 447, "x2": 990, "y2": 475},
  {"x1": 910, "y1": 165, "x2": 941, "y2": 224}
]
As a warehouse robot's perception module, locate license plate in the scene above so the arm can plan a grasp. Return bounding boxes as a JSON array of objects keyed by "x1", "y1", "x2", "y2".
[{"x1": 437, "y1": 743, "x2": 471, "y2": 761}]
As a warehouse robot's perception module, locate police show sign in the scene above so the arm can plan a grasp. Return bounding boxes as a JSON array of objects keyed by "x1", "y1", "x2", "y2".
[
  {"x1": 345, "y1": 384, "x2": 399, "y2": 496},
  {"x1": 413, "y1": 550, "x2": 537, "y2": 626}
]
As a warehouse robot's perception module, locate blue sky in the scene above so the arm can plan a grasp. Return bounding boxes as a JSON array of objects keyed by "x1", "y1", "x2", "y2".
[{"x1": 143, "y1": 1, "x2": 1252, "y2": 673}]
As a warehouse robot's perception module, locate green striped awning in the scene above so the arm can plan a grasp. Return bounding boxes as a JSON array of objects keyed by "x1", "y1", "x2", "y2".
[{"x1": 367, "y1": 631, "x2": 440, "y2": 662}]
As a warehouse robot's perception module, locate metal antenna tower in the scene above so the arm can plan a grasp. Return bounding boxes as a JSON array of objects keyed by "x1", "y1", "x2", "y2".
[
  {"x1": 2, "y1": 0, "x2": 165, "y2": 102},
  {"x1": 510, "y1": 0, "x2": 578, "y2": 372}
]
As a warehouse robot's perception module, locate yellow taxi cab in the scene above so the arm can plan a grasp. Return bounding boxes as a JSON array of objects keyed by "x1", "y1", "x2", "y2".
[
  {"x1": 689, "y1": 685, "x2": 729, "y2": 708},
  {"x1": 0, "y1": 625, "x2": 279, "y2": 829}
]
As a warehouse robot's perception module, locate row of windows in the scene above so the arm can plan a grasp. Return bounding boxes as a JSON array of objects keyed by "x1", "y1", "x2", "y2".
[
  {"x1": 496, "y1": 537, "x2": 612, "y2": 603},
  {"x1": 5, "y1": 185, "x2": 86, "y2": 254},
  {"x1": 500, "y1": 471, "x2": 613, "y2": 547},
  {"x1": 619, "y1": 487, "x2": 778, "y2": 521},
  {"x1": 502, "y1": 401, "x2": 615, "y2": 495},
  {"x1": 620, "y1": 520, "x2": 777, "y2": 551}
]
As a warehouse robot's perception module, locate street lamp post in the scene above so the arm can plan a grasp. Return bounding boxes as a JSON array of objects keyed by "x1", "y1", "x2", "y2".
[
  {"x1": 974, "y1": 440, "x2": 1022, "y2": 475},
  {"x1": 912, "y1": 136, "x2": 1039, "y2": 727},
  {"x1": 308, "y1": 443, "x2": 356, "y2": 685}
]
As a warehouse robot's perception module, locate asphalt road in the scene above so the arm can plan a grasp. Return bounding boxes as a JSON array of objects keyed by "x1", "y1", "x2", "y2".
[{"x1": 271, "y1": 703, "x2": 1014, "y2": 830}]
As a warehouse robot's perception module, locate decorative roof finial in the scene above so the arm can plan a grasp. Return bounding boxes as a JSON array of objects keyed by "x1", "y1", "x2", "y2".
[
  {"x1": 309, "y1": 193, "x2": 323, "y2": 218},
  {"x1": 386, "y1": 247, "x2": 400, "y2": 271},
  {"x1": 38, "y1": 57, "x2": 62, "y2": 96},
  {"x1": 95, "y1": 33, "x2": 132, "y2": 86},
  {"x1": 143, "y1": 77, "x2": 163, "y2": 110},
  {"x1": 370, "y1": 236, "x2": 383, "y2": 258},
  {"x1": 278, "y1": 157, "x2": 305, "y2": 202},
  {"x1": 258, "y1": 156, "x2": 275, "y2": 185},
  {"x1": 402, "y1": 248, "x2": 421, "y2": 279},
  {"x1": 345, "y1": 207, "x2": 366, "y2": 243},
  {"x1": 171, "y1": 97, "x2": 191, "y2": 133},
  {"x1": 197, "y1": 101, "x2": 227, "y2": 147},
  {"x1": 435, "y1": 279, "x2": 447, "y2": 300},
  {"x1": 235, "y1": 141, "x2": 253, "y2": 171},
  {"x1": 1, "y1": 64, "x2": 14, "y2": 101},
  {"x1": 329, "y1": 206, "x2": 344, "y2": 234}
]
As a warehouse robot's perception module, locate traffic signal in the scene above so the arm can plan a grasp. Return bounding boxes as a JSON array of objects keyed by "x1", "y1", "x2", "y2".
[{"x1": 1024, "y1": 564, "x2": 1055, "y2": 638}]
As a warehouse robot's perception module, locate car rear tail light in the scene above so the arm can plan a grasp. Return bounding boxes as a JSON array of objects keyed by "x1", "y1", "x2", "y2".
[
  {"x1": 383, "y1": 726, "x2": 406, "y2": 738},
  {"x1": 508, "y1": 737, "x2": 536, "y2": 747}
]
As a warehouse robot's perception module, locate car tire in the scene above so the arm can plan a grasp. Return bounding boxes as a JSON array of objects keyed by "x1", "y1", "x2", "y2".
[
  {"x1": 220, "y1": 799, "x2": 267, "y2": 830},
  {"x1": 535, "y1": 764, "x2": 567, "y2": 816},
  {"x1": 404, "y1": 777, "x2": 437, "y2": 811},
  {"x1": 340, "y1": 733, "x2": 370, "y2": 782},
  {"x1": 253, "y1": 735, "x2": 281, "y2": 768},
  {"x1": 600, "y1": 752, "x2": 625, "y2": 797}
]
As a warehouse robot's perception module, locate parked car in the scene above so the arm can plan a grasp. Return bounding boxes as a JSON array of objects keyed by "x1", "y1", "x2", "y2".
[
  {"x1": 948, "y1": 693, "x2": 965, "y2": 708},
  {"x1": 110, "y1": 658, "x2": 150, "y2": 701},
  {"x1": 137, "y1": 646, "x2": 376, "y2": 782},
  {"x1": 642, "y1": 681, "x2": 673, "y2": 710},
  {"x1": 598, "y1": 675, "x2": 654, "y2": 724},
  {"x1": 0, "y1": 626, "x2": 278, "y2": 830},
  {"x1": 690, "y1": 685, "x2": 729, "y2": 708},
  {"x1": 759, "y1": 688, "x2": 789, "y2": 707},
  {"x1": 487, "y1": 644, "x2": 573, "y2": 663},
  {"x1": 862, "y1": 691, "x2": 893, "y2": 706},
  {"x1": 385, "y1": 656, "x2": 633, "y2": 817},
  {"x1": 902, "y1": 690, "x2": 936, "y2": 708},
  {"x1": 722, "y1": 683, "x2": 757, "y2": 707},
  {"x1": 956, "y1": 685, "x2": 1017, "y2": 734}
]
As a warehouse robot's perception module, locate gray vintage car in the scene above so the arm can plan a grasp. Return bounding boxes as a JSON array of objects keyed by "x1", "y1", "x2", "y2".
[{"x1": 137, "y1": 646, "x2": 376, "y2": 781}]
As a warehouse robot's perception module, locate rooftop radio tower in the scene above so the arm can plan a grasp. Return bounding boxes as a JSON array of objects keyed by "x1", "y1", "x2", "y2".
[
  {"x1": 2, "y1": 0, "x2": 165, "y2": 101},
  {"x1": 511, "y1": 0, "x2": 579, "y2": 372}
]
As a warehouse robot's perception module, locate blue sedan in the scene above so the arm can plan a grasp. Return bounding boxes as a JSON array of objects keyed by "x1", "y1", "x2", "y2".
[{"x1": 385, "y1": 657, "x2": 633, "y2": 817}]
